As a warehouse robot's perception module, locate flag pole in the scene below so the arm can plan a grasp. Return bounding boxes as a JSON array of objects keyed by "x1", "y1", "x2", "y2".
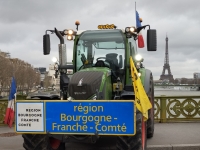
[{"x1": 135, "y1": 1, "x2": 136, "y2": 27}]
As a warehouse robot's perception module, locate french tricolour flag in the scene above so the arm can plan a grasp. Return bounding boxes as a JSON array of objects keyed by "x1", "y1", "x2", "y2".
[
  {"x1": 136, "y1": 11, "x2": 144, "y2": 48},
  {"x1": 4, "y1": 77, "x2": 16, "y2": 128}
]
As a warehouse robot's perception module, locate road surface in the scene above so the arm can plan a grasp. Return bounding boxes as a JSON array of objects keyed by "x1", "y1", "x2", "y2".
[{"x1": 1, "y1": 122, "x2": 200, "y2": 150}]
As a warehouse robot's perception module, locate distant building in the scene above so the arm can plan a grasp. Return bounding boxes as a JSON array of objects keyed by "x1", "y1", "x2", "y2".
[
  {"x1": 48, "y1": 64, "x2": 60, "y2": 90},
  {"x1": 34, "y1": 67, "x2": 47, "y2": 87},
  {"x1": 34, "y1": 68, "x2": 39, "y2": 73},
  {"x1": 193, "y1": 73, "x2": 200, "y2": 79},
  {"x1": 38, "y1": 67, "x2": 46, "y2": 74}
]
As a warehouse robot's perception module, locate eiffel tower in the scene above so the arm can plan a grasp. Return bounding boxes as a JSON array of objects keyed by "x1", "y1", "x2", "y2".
[{"x1": 160, "y1": 36, "x2": 174, "y2": 82}]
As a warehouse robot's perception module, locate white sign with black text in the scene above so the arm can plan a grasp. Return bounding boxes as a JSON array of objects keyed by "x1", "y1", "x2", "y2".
[{"x1": 16, "y1": 102, "x2": 44, "y2": 132}]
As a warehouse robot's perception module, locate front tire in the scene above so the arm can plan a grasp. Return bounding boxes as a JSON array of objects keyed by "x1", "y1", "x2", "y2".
[
  {"x1": 116, "y1": 110, "x2": 147, "y2": 150},
  {"x1": 22, "y1": 134, "x2": 65, "y2": 150},
  {"x1": 147, "y1": 74, "x2": 154, "y2": 138}
]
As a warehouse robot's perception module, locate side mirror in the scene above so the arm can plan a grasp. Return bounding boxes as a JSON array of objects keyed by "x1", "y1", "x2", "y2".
[
  {"x1": 147, "y1": 29, "x2": 157, "y2": 51},
  {"x1": 43, "y1": 34, "x2": 51, "y2": 55}
]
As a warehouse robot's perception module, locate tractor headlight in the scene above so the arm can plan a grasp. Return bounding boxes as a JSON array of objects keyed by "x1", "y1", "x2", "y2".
[
  {"x1": 67, "y1": 35, "x2": 73, "y2": 41},
  {"x1": 52, "y1": 57, "x2": 58, "y2": 63},
  {"x1": 125, "y1": 26, "x2": 136, "y2": 33},
  {"x1": 68, "y1": 29, "x2": 73, "y2": 35},
  {"x1": 135, "y1": 54, "x2": 143, "y2": 62},
  {"x1": 64, "y1": 29, "x2": 74, "y2": 35},
  {"x1": 125, "y1": 27, "x2": 130, "y2": 32},
  {"x1": 130, "y1": 27, "x2": 135, "y2": 32}
]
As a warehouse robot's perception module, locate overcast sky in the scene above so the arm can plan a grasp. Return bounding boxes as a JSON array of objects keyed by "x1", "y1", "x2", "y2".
[{"x1": 0, "y1": 0, "x2": 200, "y2": 80}]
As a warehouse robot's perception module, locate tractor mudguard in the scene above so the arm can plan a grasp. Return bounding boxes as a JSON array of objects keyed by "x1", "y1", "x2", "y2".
[
  {"x1": 140, "y1": 68, "x2": 155, "y2": 138},
  {"x1": 139, "y1": 68, "x2": 152, "y2": 94}
]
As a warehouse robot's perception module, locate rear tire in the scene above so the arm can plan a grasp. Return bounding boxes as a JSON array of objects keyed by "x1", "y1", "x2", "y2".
[
  {"x1": 116, "y1": 110, "x2": 147, "y2": 150},
  {"x1": 147, "y1": 74, "x2": 154, "y2": 138},
  {"x1": 22, "y1": 134, "x2": 65, "y2": 150}
]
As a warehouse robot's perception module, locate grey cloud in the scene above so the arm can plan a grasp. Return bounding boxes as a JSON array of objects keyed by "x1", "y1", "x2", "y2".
[{"x1": 1, "y1": 0, "x2": 200, "y2": 80}]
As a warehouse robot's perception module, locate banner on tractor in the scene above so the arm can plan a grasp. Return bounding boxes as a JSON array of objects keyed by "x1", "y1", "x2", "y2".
[{"x1": 15, "y1": 100, "x2": 135, "y2": 135}]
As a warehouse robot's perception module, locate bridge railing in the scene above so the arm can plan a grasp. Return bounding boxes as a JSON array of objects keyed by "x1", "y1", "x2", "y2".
[
  {"x1": 1, "y1": 95, "x2": 200, "y2": 125},
  {"x1": 154, "y1": 95, "x2": 200, "y2": 123}
]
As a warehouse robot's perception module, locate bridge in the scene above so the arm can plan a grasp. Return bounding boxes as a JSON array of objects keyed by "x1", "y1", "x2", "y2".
[{"x1": 0, "y1": 92, "x2": 200, "y2": 149}]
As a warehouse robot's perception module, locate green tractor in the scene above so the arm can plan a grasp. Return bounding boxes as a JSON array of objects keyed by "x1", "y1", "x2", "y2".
[{"x1": 22, "y1": 22, "x2": 156, "y2": 150}]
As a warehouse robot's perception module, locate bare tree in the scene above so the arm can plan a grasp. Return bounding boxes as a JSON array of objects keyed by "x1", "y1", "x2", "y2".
[
  {"x1": 0, "y1": 51, "x2": 41, "y2": 96},
  {"x1": 0, "y1": 56, "x2": 12, "y2": 96}
]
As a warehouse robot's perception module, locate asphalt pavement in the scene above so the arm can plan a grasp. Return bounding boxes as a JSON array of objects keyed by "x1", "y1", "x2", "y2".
[
  {"x1": 147, "y1": 122, "x2": 200, "y2": 150},
  {"x1": 0, "y1": 122, "x2": 200, "y2": 150}
]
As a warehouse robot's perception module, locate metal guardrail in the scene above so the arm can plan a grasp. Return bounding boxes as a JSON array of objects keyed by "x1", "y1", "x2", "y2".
[
  {"x1": 154, "y1": 95, "x2": 200, "y2": 123},
  {"x1": 0, "y1": 95, "x2": 200, "y2": 125}
]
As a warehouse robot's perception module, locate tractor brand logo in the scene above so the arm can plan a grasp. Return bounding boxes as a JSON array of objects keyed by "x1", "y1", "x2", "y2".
[
  {"x1": 77, "y1": 78, "x2": 83, "y2": 86},
  {"x1": 74, "y1": 92, "x2": 86, "y2": 95}
]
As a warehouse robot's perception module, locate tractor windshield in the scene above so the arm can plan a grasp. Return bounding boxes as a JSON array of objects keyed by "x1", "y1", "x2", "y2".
[{"x1": 75, "y1": 29, "x2": 125, "y2": 71}]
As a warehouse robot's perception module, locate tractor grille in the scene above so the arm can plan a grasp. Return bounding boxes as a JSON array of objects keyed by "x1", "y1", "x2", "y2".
[{"x1": 68, "y1": 71, "x2": 103, "y2": 100}]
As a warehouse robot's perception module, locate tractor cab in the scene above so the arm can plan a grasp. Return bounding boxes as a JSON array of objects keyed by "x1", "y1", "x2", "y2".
[{"x1": 74, "y1": 29, "x2": 126, "y2": 83}]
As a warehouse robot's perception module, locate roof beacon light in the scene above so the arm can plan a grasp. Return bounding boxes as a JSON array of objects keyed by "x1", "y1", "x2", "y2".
[
  {"x1": 75, "y1": 20, "x2": 80, "y2": 31},
  {"x1": 98, "y1": 24, "x2": 116, "y2": 29}
]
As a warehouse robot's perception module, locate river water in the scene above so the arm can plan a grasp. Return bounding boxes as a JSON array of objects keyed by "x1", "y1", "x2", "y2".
[{"x1": 155, "y1": 89, "x2": 200, "y2": 96}]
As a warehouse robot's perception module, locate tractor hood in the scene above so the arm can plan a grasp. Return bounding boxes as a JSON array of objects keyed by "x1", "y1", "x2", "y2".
[{"x1": 68, "y1": 68, "x2": 110, "y2": 100}]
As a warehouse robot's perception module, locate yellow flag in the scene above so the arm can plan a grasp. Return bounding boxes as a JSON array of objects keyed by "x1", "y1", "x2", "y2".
[{"x1": 130, "y1": 57, "x2": 152, "y2": 121}]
